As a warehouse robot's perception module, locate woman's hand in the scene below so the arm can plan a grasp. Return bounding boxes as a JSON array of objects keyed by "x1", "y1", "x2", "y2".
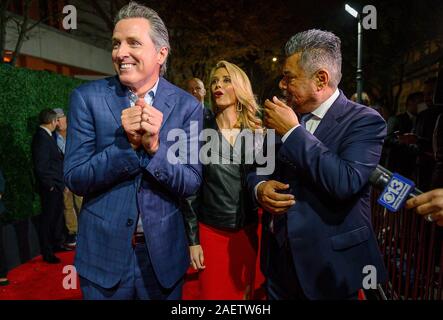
[{"x1": 189, "y1": 245, "x2": 206, "y2": 270}]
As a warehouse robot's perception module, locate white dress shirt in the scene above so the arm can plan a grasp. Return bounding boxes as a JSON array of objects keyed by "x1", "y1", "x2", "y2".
[{"x1": 129, "y1": 78, "x2": 160, "y2": 233}]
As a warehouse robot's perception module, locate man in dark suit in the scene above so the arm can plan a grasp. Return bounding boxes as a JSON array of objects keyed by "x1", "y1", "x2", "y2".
[
  {"x1": 31, "y1": 109, "x2": 65, "y2": 264},
  {"x1": 415, "y1": 78, "x2": 443, "y2": 190},
  {"x1": 64, "y1": 2, "x2": 202, "y2": 300},
  {"x1": 384, "y1": 92, "x2": 423, "y2": 178},
  {"x1": 248, "y1": 29, "x2": 387, "y2": 299}
]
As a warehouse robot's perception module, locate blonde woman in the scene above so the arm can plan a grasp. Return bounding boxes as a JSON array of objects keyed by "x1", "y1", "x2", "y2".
[{"x1": 184, "y1": 61, "x2": 263, "y2": 299}]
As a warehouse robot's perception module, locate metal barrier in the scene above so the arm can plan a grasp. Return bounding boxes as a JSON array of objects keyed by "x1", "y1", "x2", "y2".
[{"x1": 371, "y1": 189, "x2": 443, "y2": 300}]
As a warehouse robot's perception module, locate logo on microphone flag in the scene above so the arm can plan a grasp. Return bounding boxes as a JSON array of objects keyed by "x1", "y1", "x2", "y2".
[{"x1": 377, "y1": 173, "x2": 415, "y2": 212}]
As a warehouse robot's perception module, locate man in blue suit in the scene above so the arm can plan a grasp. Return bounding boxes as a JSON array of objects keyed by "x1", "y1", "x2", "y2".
[
  {"x1": 249, "y1": 29, "x2": 387, "y2": 299},
  {"x1": 64, "y1": 2, "x2": 202, "y2": 299}
]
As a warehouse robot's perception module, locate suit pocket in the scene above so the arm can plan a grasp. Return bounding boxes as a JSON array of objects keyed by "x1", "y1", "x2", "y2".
[
  {"x1": 82, "y1": 207, "x2": 105, "y2": 221},
  {"x1": 330, "y1": 226, "x2": 369, "y2": 251}
]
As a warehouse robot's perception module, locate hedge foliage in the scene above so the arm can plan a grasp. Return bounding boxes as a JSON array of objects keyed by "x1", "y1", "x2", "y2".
[{"x1": 0, "y1": 64, "x2": 86, "y2": 222}]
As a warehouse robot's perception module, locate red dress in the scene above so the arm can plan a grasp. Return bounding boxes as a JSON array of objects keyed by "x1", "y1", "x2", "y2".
[{"x1": 197, "y1": 222, "x2": 259, "y2": 300}]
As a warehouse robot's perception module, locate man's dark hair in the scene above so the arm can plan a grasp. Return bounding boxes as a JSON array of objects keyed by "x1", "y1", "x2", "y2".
[{"x1": 38, "y1": 109, "x2": 57, "y2": 125}]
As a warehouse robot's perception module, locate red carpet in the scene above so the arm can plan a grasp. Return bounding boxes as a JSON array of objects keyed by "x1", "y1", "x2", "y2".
[
  {"x1": 0, "y1": 250, "x2": 263, "y2": 300},
  {"x1": 0, "y1": 211, "x2": 266, "y2": 300},
  {"x1": 0, "y1": 249, "x2": 358, "y2": 300},
  {"x1": 0, "y1": 251, "x2": 82, "y2": 300}
]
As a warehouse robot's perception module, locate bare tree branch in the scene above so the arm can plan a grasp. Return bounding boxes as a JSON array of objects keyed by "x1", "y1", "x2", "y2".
[
  {"x1": 10, "y1": 0, "x2": 33, "y2": 65},
  {"x1": 0, "y1": 0, "x2": 12, "y2": 61}
]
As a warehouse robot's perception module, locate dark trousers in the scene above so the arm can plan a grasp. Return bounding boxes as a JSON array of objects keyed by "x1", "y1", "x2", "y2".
[
  {"x1": 266, "y1": 235, "x2": 308, "y2": 300},
  {"x1": 80, "y1": 242, "x2": 183, "y2": 300},
  {"x1": 265, "y1": 234, "x2": 358, "y2": 300},
  {"x1": 0, "y1": 222, "x2": 7, "y2": 278},
  {"x1": 38, "y1": 189, "x2": 65, "y2": 257}
]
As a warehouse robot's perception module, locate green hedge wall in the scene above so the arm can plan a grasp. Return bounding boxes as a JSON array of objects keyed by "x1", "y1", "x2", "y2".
[{"x1": 0, "y1": 64, "x2": 86, "y2": 222}]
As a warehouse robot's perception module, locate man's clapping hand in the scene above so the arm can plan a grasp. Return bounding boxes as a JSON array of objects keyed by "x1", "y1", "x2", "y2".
[
  {"x1": 121, "y1": 99, "x2": 144, "y2": 150},
  {"x1": 121, "y1": 99, "x2": 163, "y2": 154},
  {"x1": 140, "y1": 101, "x2": 163, "y2": 155}
]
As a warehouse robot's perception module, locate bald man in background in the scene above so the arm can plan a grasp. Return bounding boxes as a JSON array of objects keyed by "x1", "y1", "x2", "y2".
[
  {"x1": 186, "y1": 78, "x2": 206, "y2": 106},
  {"x1": 186, "y1": 78, "x2": 212, "y2": 121}
]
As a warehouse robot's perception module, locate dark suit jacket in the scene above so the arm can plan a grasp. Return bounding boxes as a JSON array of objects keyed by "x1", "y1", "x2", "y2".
[
  {"x1": 64, "y1": 76, "x2": 203, "y2": 289},
  {"x1": 384, "y1": 112, "x2": 418, "y2": 177},
  {"x1": 394, "y1": 112, "x2": 414, "y2": 134},
  {"x1": 416, "y1": 106, "x2": 443, "y2": 155},
  {"x1": 248, "y1": 91, "x2": 387, "y2": 299},
  {"x1": 31, "y1": 127, "x2": 64, "y2": 192},
  {"x1": 433, "y1": 114, "x2": 443, "y2": 188}
]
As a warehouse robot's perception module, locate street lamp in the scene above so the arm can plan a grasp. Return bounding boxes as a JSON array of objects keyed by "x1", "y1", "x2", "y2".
[{"x1": 345, "y1": 4, "x2": 363, "y2": 104}]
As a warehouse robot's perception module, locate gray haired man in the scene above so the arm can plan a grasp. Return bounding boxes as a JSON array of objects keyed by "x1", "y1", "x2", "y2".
[
  {"x1": 249, "y1": 29, "x2": 387, "y2": 299},
  {"x1": 64, "y1": 2, "x2": 202, "y2": 300}
]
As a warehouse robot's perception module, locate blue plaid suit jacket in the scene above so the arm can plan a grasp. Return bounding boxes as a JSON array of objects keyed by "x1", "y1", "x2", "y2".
[{"x1": 64, "y1": 76, "x2": 203, "y2": 289}]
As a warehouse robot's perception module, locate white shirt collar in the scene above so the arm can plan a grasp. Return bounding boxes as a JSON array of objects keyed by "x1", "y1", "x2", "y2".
[
  {"x1": 149, "y1": 77, "x2": 160, "y2": 97},
  {"x1": 310, "y1": 88, "x2": 340, "y2": 120},
  {"x1": 128, "y1": 78, "x2": 160, "y2": 105},
  {"x1": 129, "y1": 77, "x2": 159, "y2": 98},
  {"x1": 39, "y1": 125, "x2": 53, "y2": 136}
]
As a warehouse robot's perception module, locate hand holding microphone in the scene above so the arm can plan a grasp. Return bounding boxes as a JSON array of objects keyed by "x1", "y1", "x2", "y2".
[
  {"x1": 369, "y1": 165, "x2": 441, "y2": 225},
  {"x1": 406, "y1": 189, "x2": 443, "y2": 227}
]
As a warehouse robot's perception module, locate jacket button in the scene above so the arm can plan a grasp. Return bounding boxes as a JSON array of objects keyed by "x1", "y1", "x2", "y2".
[
  {"x1": 154, "y1": 170, "x2": 160, "y2": 178},
  {"x1": 126, "y1": 219, "x2": 134, "y2": 227}
]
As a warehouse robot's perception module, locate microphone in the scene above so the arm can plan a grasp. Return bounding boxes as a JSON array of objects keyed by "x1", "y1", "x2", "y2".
[{"x1": 369, "y1": 165, "x2": 423, "y2": 212}]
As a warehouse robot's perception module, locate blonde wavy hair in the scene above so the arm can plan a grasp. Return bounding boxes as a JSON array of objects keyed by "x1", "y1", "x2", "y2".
[{"x1": 209, "y1": 61, "x2": 262, "y2": 131}]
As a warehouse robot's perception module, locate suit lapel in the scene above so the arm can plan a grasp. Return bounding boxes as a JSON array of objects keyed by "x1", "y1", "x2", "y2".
[
  {"x1": 39, "y1": 128, "x2": 62, "y2": 158},
  {"x1": 105, "y1": 76, "x2": 130, "y2": 126},
  {"x1": 153, "y1": 77, "x2": 176, "y2": 130},
  {"x1": 313, "y1": 91, "x2": 347, "y2": 142}
]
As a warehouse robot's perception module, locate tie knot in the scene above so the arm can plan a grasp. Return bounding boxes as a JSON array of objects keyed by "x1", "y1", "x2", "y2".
[
  {"x1": 146, "y1": 91, "x2": 155, "y2": 105},
  {"x1": 299, "y1": 113, "x2": 313, "y2": 128},
  {"x1": 128, "y1": 90, "x2": 138, "y2": 104}
]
